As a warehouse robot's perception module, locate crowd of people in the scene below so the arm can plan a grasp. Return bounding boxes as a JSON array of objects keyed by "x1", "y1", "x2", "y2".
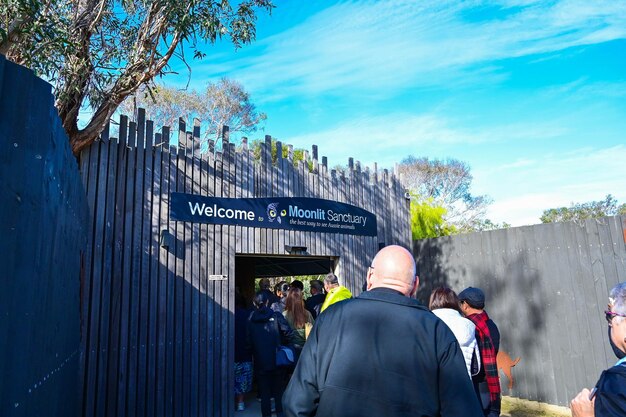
[
  {"x1": 235, "y1": 244, "x2": 626, "y2": 417},
  {"x1": 234, "y1": 274, "x2": 353, "y2": 415}
]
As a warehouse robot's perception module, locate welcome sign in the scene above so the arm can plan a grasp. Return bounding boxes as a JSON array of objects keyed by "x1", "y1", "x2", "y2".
[{"x1": 170, "y1": 192, "x2": 377, "y2": 236}]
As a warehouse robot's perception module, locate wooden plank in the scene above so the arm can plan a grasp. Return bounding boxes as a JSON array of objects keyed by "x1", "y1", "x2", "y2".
[
  {"x1": 166, "y1": 126, "x2": 180, "y2": 416},
  {"x1": 603, "y1": 216, "x2": 626, "y2": 289},
  {"x1": 260, "y1": 137, "x2": 271, "y2": 253},
  {"x1": 363, "y1": 167, "x2": 376, "y2": 287},
  {"x1": 153, "y1": 130, "x2": 167, "y2": 417},
  {"x1": 125, "y1": 120, "x2": 143, "y2": 417},
  {"x1": 105, "y1": 123, "x2": 127, "y2": 417},
  {"x1": 174, "y1": 121, "x2": 187, "y2": 417},
  {"x1": 349, "y1": 161, "x2": 360, "y2": 291},
  {"x1": 116, "y1": 117, "x2": 133, "y2": 417},
  {"x1": 574, "y1": 221, "x2": 608, "y2": 374},
  {"x1": 82, "y1": 134, "x2": 111, "y2": 416},
  {"x1": 198, "y1": 137, "x2": 210, "y2": 417},
  {"x1": 81, "y1": 136, "x2": 106, "y2": 417},
  {"x1": 181, "y1": 131, "x2": 192, "y2": 417},
  {"x1": 550, "y1": 222, "x2": 582, "y2": 404},
  {"x1": 190, "y1": 129, "x2": 201, "y2": 417},
  {"x1": 287, "y1": 146, "x2": 295, "y2": 254},
  {"x1": 142, "y1": 119, "x2": 158, "y2": 417},
  {"x1": 271, "y1": 144, "x2": 279, "y2": 256},
  {"x1": 343, "y1": 165, "x2": 352, "y2": 286},
  {"x1": 275, "y1": 141, "x2": 284, "y2": 257},
  {"x1": 212, "y1": 148, "x2": 224, "y2": 416},
  {"x1": 223, "y1": 141, "x2": 236, "y2": 416},
  {"x1": 148, "y1": 128, "x2": 164, "y2": 417},
  {"x1": 235, "y1": 141, "x2": 244, "y2": 254},
  {"x1": 502, "y1": 227, "x2": 535, "y2": 400},
  {"x1": 205, "y1": 146, "x2": 217, "y2": 416},
  {"x1": 495, "y1": 228, "x2": 530, "y2": 400},
  {"x1": 532, "y1": 224, "x2": 567, "y2": 404},
  {"x1": 240, "y1": 139, "x2": 250, "y2": 255},
  {"x1": 218, "y1": 129, "x2": 231, "y2": 417},
  {"x1": 165, "y1": 126, "x2": 178, "y2": 416},
  {"x1": 584, "y1": 218, "x2": 612, "y2": 367},
  {"x1": 134, "y1": 113, "x2": 151, "y2": 417},
  {"x1": 312, "y1": 159, "x2": 320, "y2": 255},
  {"x1": 613, "y1": 216, "x2": 626, "y2": 283},
  {"x1": 95, "y1": 122, "x2": 120, "y2": 417},
  {"x1": 561, "y1": 221, "x2": 601, "y2": 392}
]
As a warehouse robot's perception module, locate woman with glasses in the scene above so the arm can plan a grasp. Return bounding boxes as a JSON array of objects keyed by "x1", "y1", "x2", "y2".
[{"x1": 571, "y1": 282, "x2": 626, "y2": 417}]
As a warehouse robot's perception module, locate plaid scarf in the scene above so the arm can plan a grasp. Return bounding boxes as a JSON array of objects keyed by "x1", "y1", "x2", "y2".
[{"x1": 467, "y1": 311, "x2": 501, "y2": 402}]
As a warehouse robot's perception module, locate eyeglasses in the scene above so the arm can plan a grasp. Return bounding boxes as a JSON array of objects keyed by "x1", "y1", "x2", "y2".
[{"x1": 604, "y1": 310, "x2": 626, "y2": 326}]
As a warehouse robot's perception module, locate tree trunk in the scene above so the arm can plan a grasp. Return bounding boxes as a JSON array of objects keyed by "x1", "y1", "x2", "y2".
[{"x1": 69, "y1": 103, "x2": 117, "y2": 156}]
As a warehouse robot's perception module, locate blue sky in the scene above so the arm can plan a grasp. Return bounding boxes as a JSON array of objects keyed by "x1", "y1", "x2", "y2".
[{"x1": 167, "y1": 0, "x2": 626, "y2": 227}]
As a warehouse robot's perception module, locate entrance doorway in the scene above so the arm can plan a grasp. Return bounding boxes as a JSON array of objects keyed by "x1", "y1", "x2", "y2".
[
  {"x1": 232, "y1": 254, "x2": 338, "y2": 414},
  {"x1": 235, "y1": 254, "x2": 338, "y2": 305}
]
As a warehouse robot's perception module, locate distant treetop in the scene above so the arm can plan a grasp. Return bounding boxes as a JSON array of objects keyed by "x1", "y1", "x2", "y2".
[{"x1": 540, "y1": 194, "x2": 626, "y2": 224}]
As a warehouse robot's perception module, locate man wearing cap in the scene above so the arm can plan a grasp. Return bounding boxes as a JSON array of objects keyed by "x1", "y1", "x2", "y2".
[
  {"x1": 319, "y1": 273, "x2": 352, "y2": 313},
  {"x1": 283, "y1": 245, "x2": 483, "y2": 417},
  {"x1": 459, "y1": 287, "x2": 501, "y2": 417}
]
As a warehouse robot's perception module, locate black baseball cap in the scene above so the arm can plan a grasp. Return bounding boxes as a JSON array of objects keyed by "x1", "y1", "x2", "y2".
[{"x1": 458, "y1": 287, "x2": 485, "y2": 309}]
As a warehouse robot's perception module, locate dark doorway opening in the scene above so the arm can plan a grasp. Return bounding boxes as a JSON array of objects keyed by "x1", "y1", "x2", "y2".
[
  {"x1": 235, "y1": 254, "x2": 338, "y2": 304},
  {"x1": 232, "y1": 254, "x2": 338, "y2": 414}
]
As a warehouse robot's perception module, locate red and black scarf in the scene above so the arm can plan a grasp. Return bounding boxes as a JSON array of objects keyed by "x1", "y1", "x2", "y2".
[{"x1": 468, "y1": 311, "x2": 501, "y2": 402}]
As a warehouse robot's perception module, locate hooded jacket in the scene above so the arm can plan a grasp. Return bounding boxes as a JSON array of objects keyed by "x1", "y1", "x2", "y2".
[{"x1": 247, "y1": 306, "x2": 295, "y2": 372}]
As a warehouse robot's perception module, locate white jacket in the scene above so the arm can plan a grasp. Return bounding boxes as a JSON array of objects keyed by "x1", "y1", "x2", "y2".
[{"x1": 432, "y1": 308, "x2": 481, "y2": 378}]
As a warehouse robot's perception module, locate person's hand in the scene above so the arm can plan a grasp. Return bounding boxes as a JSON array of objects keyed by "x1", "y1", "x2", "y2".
[{"x1": 570, "y1": 388, "x2": 595, "y2": 417}]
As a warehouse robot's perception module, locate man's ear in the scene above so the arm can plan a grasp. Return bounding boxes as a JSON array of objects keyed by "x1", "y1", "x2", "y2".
[
  {"x1": 409, "y1": 275, "x2": 419, "y2": 297},
  {"x1": 366, "y1": 268, "x2": 374, "y2": 290}
]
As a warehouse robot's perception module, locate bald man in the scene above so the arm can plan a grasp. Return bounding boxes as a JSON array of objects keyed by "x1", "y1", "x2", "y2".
[{"x1": 283, "y1": 245, "x2": 483, "y2": 417}]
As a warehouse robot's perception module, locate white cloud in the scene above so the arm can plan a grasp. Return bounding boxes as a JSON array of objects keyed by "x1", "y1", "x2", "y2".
[
  {"x1": 283, "y1": 112, "x2": 569, "y2": 168},
  {"x1": 200, "y1": 0, "x2": 626, "y2": 99},
  {"x1": 480, "y1": 145, "x2": 626, "y2": 226}
]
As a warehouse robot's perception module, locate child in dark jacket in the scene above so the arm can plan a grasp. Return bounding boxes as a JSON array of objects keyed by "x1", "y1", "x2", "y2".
[{"x1": 247, "y1": 291, "x2": 295, "y2": 417}]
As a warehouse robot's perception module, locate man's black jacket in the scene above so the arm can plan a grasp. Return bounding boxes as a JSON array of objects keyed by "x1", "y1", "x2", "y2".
[
  {"x1": 283, "y1": 288, "x2": 483, "y2": 417},
  {"x1": 595, "y1": 362, "x2": 626, "y2": 417},
  {"x1": 305, "y1": 293, "x2": 326, "y2": 319}
]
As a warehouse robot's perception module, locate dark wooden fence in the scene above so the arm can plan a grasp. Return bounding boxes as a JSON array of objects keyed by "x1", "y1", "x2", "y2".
[
  {"x1": 79, "y1": 110, "x2": 411, "y2": 417},
  {"x1": 414, "y1": 215, "x2": 626, "y2": 407},
  {"x1": 0, "y1": 55, "x2": 88, "y2": 416}
]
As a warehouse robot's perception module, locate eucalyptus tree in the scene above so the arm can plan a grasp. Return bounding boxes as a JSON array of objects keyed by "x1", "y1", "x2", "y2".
[
  {"x1": 1, "y1": 0, "x2": 273, "y2": 155},
  {"x1": 540, "y1": 194, "x2": 626, "y2": 224},
  {"x1": 398, "y1": 156, "x2": 492, "y2": 233},
  {"x1": 120, "y1": 78, "x2": 267, "y2": 143}
]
